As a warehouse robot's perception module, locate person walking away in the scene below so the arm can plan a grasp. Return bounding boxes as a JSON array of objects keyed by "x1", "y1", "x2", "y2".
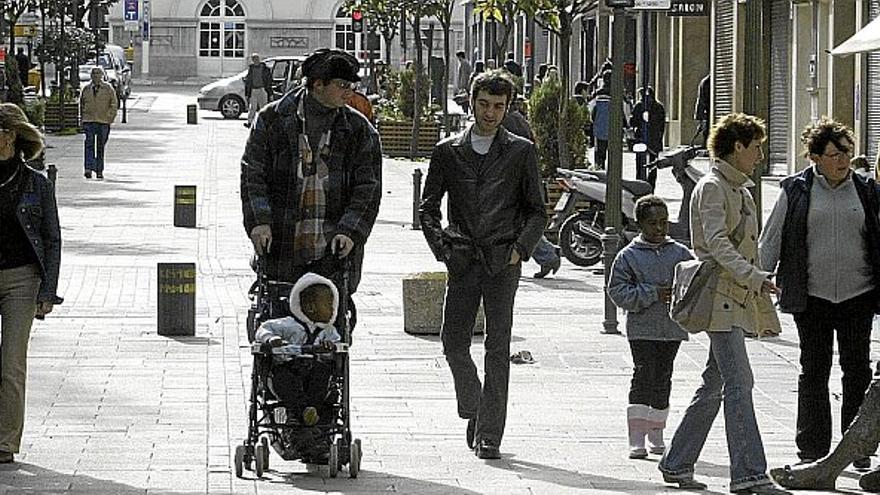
[
  {"x1": 0, "y1": 103, "x2": 62, "y2": 463},
  {"x1": 608, "y1": 195, "x2": 692, "y2": 459},
  {"x1": 694, "y1": 75, "x2": 711, "y2": 146},
  {"x1": 241, "y1": 48, "x2": 382, "y2": 332},
  {"x1": 14, "y1": 48, "x2": 30, "y2": 89},
  {"x1": 80, "y1": 67, "x2": 118, "y2": 180},
  {"x1": 630, "y1": 86, "x2": 666, "y2": 188},
  {"x1": 244, "y1": 53, "x2": 273, "y2": 128},
  {"x1": 455, "y1": 51, "x2": 472, "y2": 95},
  {"x1": 759, "y1": 117, "x2": 878, "y2": 469},
  {"x1": 657, "y1": 113, "x2": 783, "y2": 493},
  {"x1": 590, "y1": 71, "x2": 612, "y2": 170},
  {"x1": 419, "y1": 70, "x2": 546, "y2": 460}
]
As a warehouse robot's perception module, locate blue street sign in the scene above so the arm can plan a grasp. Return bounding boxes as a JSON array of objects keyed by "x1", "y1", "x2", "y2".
[{"x1": 124, "y1": 0, "x2": 139, "y2": 21}]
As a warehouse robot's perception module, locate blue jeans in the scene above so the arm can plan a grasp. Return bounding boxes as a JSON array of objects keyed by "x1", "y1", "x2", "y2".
[
  {"x1": 532, "y1": 236, "x2": 559, "y2": 266},
  {"x1": 659, "y1": 328, "x2": 771, "y2": 491},
  {"x1": 83, "y1": 122, "x2": 110, "y2": 173}
]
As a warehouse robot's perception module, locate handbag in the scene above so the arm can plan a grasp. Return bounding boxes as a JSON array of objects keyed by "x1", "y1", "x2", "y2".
[{"x1": 669, "y1": 190, "x2": 749, "y2": 333}]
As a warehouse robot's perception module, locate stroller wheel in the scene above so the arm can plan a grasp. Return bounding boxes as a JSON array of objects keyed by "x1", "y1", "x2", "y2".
[
  {"x1": 349, "y1": 438, "x2": 361, "y2": 478},
  {"x1": 255, "y1": 444, "x2": 267, "y2": 478},
  {"x1": 260, "y1": 437, "x2": 270, "y2": 470},
  {"x1": 234, "y1": 445, "x2": 245, "y2": 478},
  {"x1": 328, "y1": 441, "x2": 339, "y2": 478}
]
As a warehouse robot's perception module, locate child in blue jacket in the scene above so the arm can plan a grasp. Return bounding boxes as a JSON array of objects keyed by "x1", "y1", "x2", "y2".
[{"x1": 608, "y1": 195, "x2": 693, "y2": 459}]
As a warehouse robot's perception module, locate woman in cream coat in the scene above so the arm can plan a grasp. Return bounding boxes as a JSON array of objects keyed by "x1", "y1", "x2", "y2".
[{"x1": 658, "y1": 113, "x2": 782, "y2": 494}]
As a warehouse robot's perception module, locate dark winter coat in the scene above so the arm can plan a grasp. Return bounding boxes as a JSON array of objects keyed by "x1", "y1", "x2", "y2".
[
  {"x1": 245, "y1": 63, "x2": 274, "y2": 100},
  {"x1": 240, "y1": 88, "x2": 382, "y2": 290}
]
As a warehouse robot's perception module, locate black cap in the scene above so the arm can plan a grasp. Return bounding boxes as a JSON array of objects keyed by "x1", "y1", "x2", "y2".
[{"x1": 301, "y1": 48, "x2": 361, "y2": 82}]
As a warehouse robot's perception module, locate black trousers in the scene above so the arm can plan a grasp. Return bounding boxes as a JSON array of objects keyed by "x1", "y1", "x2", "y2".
[
  {"x1": 629, "y1": 340, "x2": 680, "y2": 409},
  {"x1": 594, "y1": 139, "x2": 608, "y2": 169},
  {"x1": 272, "y1": 360, "x2": 334, "y2": 422},
  {"x1": 793, "y1": 292, "x2": 875, "y2": 460},
  {"x1": 441, "y1": 262, "x2": 521, "y2": 445},
  {"x1": 635, "y1": 151, "x2": 658, "y2": 189}
]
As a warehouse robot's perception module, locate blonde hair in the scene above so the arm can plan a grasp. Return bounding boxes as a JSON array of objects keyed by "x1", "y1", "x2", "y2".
[{"x1": 0, "y1": 103, "x2": 44, "y2": 161}]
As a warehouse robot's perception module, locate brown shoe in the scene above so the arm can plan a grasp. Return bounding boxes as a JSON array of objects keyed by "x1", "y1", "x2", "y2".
[{"x1": 0, "y1": 451, "x2": 13, "y2": 463}]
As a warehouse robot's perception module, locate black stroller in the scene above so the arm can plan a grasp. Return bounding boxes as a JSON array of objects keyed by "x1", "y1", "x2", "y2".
[{"x1": 235, "y1": 256, "x2": 361, "y2": 479}]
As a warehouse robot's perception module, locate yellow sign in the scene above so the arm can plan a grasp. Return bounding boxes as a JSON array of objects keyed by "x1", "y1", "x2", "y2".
[{"x1": 13, "y1": 25, "x2": 35, "y2": 37}]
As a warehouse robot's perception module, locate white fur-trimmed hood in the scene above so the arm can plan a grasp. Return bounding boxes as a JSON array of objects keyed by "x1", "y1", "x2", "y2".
[{"x1": 288, "y1": 272, "x2": 339, "y2": 330}]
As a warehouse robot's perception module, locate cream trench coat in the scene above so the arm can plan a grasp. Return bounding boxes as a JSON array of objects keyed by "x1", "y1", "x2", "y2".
[{"x1": 689, "y1": 158, "x2": 781, "y2": 336}]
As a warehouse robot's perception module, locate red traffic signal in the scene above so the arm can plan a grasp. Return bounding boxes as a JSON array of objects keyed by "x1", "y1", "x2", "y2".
[{"x1": 352, "y1": 10, "x2": 364, "y2": 33}]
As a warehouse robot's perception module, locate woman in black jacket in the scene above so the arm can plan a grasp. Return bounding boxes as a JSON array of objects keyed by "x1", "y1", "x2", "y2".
[{"x1": 0, "y1": 102, "x2": 61, "y2": 464}]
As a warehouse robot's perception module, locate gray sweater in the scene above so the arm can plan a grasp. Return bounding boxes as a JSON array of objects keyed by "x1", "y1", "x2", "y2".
[
  {"x1": 608, "y1": 236, "x2": 693, "y2": 341},
  {"x1": 759, "y1": 166, "x2": 874, "y2": 304}
]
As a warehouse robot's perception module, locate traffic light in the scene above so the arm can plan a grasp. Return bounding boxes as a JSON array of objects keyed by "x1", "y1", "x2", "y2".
[{"x1": 351, "y1": 10, "x2": 364, "y2": 33}]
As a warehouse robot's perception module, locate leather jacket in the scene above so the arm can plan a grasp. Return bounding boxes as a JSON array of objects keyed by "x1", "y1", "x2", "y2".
[{"x1": 418, "y1": 125, "x2": 547, "y2": 276}]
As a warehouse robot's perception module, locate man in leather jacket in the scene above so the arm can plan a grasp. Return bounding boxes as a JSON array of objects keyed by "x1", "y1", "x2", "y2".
[
  {"x1": 418, "y1": 70, "x2": 546, "y2": 460},
  {"x1": 244, "y1": 53, "x2": 274, "y2": 128}
]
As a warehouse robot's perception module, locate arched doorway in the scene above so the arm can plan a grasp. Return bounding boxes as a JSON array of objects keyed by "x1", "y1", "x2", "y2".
[{"x1": 197, "y1": 0, "x2": 246, "y2": 76}]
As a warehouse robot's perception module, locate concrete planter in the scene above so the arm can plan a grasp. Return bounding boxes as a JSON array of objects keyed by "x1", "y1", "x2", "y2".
[{"x1": 403, "y1": 272, "x2": 485, "y2": 335}]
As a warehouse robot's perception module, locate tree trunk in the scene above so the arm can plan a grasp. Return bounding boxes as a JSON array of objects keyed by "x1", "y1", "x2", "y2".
[
  {"x1": 384, "y1": 34, "x2": 392, "y2": 66},
  {"x1": 410, "y1": 10, "x2": 423, "y2": 160},
  {"x1": 557, "y1": 13, "x2": 572, "y2": 169}
]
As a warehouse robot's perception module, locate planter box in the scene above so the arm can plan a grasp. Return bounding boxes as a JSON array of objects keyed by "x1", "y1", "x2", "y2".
[
  {"x1": 379, "y1": 120, "x2": 440, "y2": 158},
  {"x1": 403, "y1": 272, "x2": 484, "y2": 335},
  {"x1": 44, "y1": 101, "x2": 80, "y2": 132}
]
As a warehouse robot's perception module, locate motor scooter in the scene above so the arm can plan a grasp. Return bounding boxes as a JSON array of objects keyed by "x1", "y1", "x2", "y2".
[{"x1": 548, "y1": 146, "x2": 706, "y2": 267}]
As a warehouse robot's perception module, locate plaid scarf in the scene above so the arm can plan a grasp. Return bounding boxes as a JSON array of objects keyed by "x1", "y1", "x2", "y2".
[{"x1": 292, "y1": 97, "x2": 334, "y2": 265}]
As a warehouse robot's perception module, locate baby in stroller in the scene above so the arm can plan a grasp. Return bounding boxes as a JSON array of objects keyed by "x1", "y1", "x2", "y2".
[{"x1": 254, "y1": 272, "x2": 341, "y2": 460}]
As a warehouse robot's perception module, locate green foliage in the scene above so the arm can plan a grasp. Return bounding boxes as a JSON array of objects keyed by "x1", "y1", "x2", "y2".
[
  {"x1": 21, "y1": 98, "x2": 46, "y2": 128},
  {"x1": 528, "y1": 74, "x2": 588, "y2": 177},
  {"x1": 35, "y1": 25, "x2": 96, "y2": 66},
  {"x1": 398, "y1": 67, "x2": 429, "y2": 120},
  {"x1": 47, "y1": 85, "x2": 78, "y2": 103}
]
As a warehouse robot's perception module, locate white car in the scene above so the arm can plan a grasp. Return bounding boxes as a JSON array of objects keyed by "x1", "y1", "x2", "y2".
[
  {"x1": 78, "y1": 49, "x2": 131, "y2": 99},
  {"x1": 197, "y1": 56, "x2": 305, "y2": 119}
]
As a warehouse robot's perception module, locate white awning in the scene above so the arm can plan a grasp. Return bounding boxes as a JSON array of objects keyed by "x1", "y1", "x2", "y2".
[{"x1": 832, "y1": 15, "x2": 880, "y2": 56}]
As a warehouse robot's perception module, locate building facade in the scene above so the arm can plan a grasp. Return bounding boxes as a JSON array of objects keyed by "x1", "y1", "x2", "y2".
[{"x1": 109, "y1": 0, "x2": 465, "y2": 80}]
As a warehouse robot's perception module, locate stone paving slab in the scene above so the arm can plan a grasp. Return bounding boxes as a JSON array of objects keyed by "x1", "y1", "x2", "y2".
[{"x1": 1, "y1": 86, "x2": 876, "y2": 494}]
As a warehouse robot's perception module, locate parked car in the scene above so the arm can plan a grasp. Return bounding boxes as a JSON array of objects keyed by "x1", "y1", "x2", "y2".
[
  {"x1": 78, "y1": 47, "x2": 131, "y2": 99},
  {"x1": 197, "y1": 56, "x2": 305, "y2": 119}
]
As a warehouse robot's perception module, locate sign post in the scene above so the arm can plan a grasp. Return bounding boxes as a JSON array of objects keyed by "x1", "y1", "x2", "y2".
[{"x1": 142, "y1": 0, "x2": 151, "y2": 75}]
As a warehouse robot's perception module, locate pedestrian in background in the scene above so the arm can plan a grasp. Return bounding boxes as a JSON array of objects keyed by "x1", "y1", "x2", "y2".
[
  {"x1": 608, "y1": 195, "x2": 692, "y2": 460},
  {"x1": 455, "y1": 51, "x2": 472, "y2": 94},
  {"x1": 419, "y1": 70, "x2": 546, "y2": 460},
  {"x1": 0, "y1": 103, "x2": 62, "y2": 464},
  {"x1": 244, "y1": 53, "x2": 273, "y2": 128},
  {"x1": 658, "y1": 113, "x2": 782, "y2": 493},
  {"x1": 503, "y1": 52, "x2": 522, "y2": 78},
  {"x1": 630, "y1": 86, "x2": 666, "y2": 188},
  {"x1": 14, "y1": 48, "x2": 30, "y2": 89},
  {"x1": 590, "y1": 71, "x2": 612, "y2": 169},
  {"x1": 759, "y1": 117, "x2": 878, "y2": 469},
  {"x1": 694, "y1": 74, "x2": 711, "y2": 145},
  {"x1": 241, "y1": 48, "x2": 382, "y2": 330},
  {"x1": 80, "y1": 66, "x2": 118, "y2": 180}
]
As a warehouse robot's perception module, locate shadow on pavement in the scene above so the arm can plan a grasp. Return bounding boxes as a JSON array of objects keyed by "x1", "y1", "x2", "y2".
[
  {"x1": 272, "y1": 469, "x2": 482, "y2": 494},
  {"x1": 0, "y1": 461, "x2": 193, "y2": 494},
  {"x1": 62, "y1": 239, "x2": 187, "y2": 257},
  {"x1": 489, "y1": 456, "x2": 729, "y2": 494}
]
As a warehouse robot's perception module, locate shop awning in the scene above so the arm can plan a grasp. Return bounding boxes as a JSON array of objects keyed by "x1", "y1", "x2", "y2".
[{"x1": 832, "y1": 15, "x2": 880, "y2": 56}]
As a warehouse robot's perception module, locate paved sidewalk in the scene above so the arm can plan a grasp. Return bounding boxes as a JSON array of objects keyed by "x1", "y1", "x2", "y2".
[{"x1": 0, "y1": 87, "x2": 875, "y2": 494}]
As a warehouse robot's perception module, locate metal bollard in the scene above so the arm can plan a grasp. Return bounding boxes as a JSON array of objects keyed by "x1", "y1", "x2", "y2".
[
  {"x1": 601, "y1": 226, "x2": 621, "y2": 334},
  {"x1": 122, "y1": 96, "x2": 128, "y2": 124},
  {"x1": 187, "y1": 104, "x2": 198, "y2": 125},
  {"x1": 412, "y1": 168, "x2": 423, "y2": 230},
  {"x1": 47, "y1": 164, "x2": 57, "y2": 183}
]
